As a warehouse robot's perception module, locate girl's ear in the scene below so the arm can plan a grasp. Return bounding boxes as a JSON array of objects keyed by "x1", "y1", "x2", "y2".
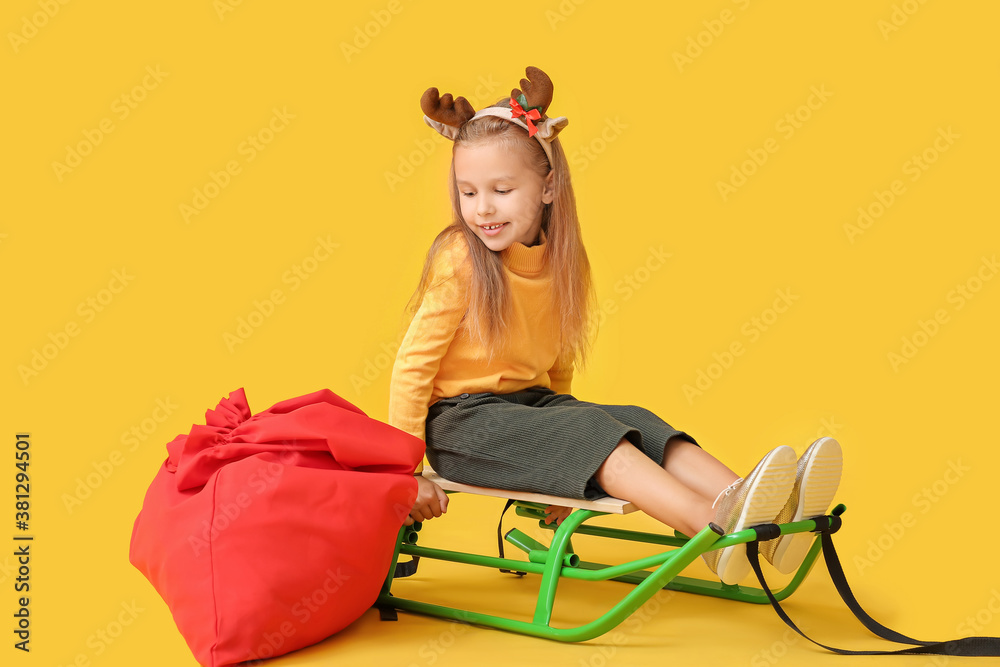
[{"x1": 541, "y1": 168, "x2": 555, "y2": 204}]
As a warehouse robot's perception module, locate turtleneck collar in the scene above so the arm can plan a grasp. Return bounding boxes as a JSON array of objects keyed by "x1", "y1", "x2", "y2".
[{"x1": 500, "y1": 228, "x2": 547, "y2": 275}]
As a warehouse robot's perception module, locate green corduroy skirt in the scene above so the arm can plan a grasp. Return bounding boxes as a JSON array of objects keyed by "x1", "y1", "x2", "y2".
[{"x1": 425, "y1": 386, "x2": 698, "y2": 500}]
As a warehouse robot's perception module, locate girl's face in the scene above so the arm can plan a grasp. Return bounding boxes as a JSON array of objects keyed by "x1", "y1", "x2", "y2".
[{"x1": 454, "y1": 141, "x2": 554, "y2": 252}]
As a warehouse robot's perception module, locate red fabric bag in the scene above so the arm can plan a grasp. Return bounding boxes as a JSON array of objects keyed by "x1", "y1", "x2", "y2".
[{"x1": 129, "y1": 388, "x2": 422, "y2": 666}]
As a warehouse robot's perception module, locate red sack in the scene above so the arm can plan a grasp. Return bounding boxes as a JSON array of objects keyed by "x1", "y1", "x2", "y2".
[{"x1": 129, "y1": 388, "x2": 422, "y2": 666}]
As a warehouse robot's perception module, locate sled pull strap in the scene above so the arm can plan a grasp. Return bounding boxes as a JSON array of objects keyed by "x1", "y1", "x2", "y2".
[
  {"x1": 376, "y1": 603, "x2": 398, "y2": 621},
  {"x1": 497, "y1": 498, "x2": 526, "y2": 576},
  {"x1": 394, "y1": 556, "x2": 420, "y2": 579},
  {"x1": 745, "y1": 519, "x2": 1000, "y2": 656}
]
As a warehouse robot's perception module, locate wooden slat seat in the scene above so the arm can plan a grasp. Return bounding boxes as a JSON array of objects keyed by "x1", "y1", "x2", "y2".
[{"x1": 422, "y1": 467, "x2": 638, "y2": 515}]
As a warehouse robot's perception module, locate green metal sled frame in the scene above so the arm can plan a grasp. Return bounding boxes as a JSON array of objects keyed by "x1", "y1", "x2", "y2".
[{"x1": 377, "y1": 468, "x2": 844, "y2": 642}]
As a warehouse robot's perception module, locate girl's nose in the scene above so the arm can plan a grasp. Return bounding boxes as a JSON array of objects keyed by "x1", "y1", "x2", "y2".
[{"x1": 477, "y1": 197, "x2": 493, "y2": 217}]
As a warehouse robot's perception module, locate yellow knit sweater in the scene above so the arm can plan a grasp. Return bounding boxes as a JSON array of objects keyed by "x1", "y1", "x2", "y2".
[{"x1": 388, "y1": 232, "x2": 573, "y2": 471}]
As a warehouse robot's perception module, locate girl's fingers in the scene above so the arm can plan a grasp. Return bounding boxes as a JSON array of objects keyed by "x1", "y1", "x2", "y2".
[
  {"x1": 436, "y1": 486, "x2": 450, "y2": 513},
  {"x1": 544, "y1": 505, "x2": 572, "y2": 525}
]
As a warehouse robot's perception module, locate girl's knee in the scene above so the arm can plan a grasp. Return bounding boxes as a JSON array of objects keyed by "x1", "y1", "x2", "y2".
[
  {"x1": 604, "y1": 437, "x2": 639, "y2": 461},
  {"x1": 596, "y1": 438, "x2": 641, "y2": 486}
]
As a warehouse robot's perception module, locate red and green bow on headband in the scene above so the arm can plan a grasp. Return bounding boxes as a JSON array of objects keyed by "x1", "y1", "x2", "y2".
[{"x1": 510, "y1": 93, "x2": 543, "y2": 137}]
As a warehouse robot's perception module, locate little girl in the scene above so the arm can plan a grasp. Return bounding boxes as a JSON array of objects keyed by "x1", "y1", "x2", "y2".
[{"x1": 388, "y1": 66, "x2": 843, "y2": 585}]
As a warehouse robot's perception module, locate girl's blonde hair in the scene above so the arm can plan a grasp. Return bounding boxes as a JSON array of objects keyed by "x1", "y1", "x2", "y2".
[{"x1": 407, "y1": 99, "x2": 595, "y2": 369}]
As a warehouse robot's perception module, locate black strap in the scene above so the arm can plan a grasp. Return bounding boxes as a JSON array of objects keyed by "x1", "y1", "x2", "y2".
[
  {"x1": 380, "y1": 550, "x2": 421, "y2": 622},
  {"x1": 393, "y1": 555, "x2": 420, "y2": 579},
  {"x1": 380, "y1": 532, "x2": 422, "y2": 621},
  {"x1": 376, "y1": 603, "x2": 398, "y2": 621},
  {"x1": 497, "y1": 498, "x2": 526, "y2": 576},
  {"x1": 745, "y1": 522, "x2": 1000, "y2": 656}
]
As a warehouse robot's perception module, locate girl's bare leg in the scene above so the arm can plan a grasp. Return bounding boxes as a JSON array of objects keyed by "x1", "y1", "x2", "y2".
[
  {"x1": 594, "y1": 438, "x2": 728, "y2": 537},
  {"x1": 660, "y1": 436, "x2": 741, "y2": 504}
]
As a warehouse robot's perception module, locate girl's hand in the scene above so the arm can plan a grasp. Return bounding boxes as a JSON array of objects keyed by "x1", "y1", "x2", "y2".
[
  {"x1": 406, "y1": 476, "x2": 449, "y2": 526},
  {"x1": 543, "y1": 505, "x2": 573, "y2": 526}
]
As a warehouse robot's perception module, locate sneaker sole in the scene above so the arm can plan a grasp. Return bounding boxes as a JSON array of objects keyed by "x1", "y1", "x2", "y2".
[
  {"x1": 716, "y1": 445, "x2": 797, "y2": 585},
  {"x1": 770, "y1": 437, "x2": 843, "y2": 573}
]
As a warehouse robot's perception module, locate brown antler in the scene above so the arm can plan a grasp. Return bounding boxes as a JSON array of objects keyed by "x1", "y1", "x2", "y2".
[
  {"x1": 420, "y1": 87, "x2": 476, "y2": 128},
  {"x1": 510, "y1": 66, "x2": 554, "y2": 115}
]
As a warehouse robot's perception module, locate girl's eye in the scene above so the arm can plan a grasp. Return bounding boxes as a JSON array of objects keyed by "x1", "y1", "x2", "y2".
[{"x1": 461, "y1": 189, "x2": 510, "y2": 196}]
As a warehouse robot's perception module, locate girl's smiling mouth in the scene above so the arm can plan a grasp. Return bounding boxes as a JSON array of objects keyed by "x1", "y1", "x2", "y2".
[{"x1": 480, "y1": 222, "x2": 508, "y2": 236}]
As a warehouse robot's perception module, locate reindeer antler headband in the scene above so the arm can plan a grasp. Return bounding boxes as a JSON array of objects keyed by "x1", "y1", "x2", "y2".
[{"x1": 420, "y1": 66, "x2": 569, "y2": 166}]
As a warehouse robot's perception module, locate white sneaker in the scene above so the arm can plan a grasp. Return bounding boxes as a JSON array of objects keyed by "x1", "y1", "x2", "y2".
[
  {"x1": 702, "y1": 446, "x2": 797, "y2": 585},
  {"x1": 759, "y1": 437, "x2": 843, "y2": 573}
]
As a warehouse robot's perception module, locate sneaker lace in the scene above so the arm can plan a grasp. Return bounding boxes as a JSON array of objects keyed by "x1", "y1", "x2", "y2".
[{"x1": 712, "y1": 478, "x2": 744, "y2": 510}]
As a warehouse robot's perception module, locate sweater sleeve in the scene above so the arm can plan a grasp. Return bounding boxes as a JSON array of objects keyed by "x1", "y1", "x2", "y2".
[{"x1": 388, "y1": 241, "x2": 470, "y2": 471}]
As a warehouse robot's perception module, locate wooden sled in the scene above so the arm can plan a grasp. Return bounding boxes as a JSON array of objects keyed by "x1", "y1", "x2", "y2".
[{"x1": 377, "y1": 467, "x2": 843, "y2": 641}]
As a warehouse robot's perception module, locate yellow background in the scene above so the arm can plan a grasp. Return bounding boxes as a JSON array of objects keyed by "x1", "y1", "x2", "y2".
[{"x1": 3, "y1": 1, "x2": 998, "y2": 665}]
